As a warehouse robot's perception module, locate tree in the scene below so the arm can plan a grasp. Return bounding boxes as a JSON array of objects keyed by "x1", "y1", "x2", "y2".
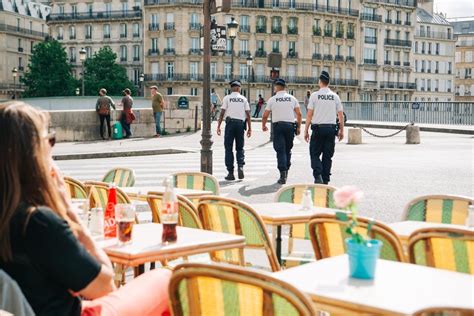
[
  {"x1": 84, "y1": 47, "x2": 137, "y2": 96},
  {"x1": 21, "y1": 39, "x2": 78, "y2": 97}
]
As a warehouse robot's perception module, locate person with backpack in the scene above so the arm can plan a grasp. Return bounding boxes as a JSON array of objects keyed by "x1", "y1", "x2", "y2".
[{"x1": 95, "y1": 88, "x2": 116, "y2": 140}]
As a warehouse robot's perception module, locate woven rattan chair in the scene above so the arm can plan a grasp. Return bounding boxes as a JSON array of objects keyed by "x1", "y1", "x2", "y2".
[
  {"x1": 403, "y1": 194, "x2": 473, "y2": 225},
  {"x1": 309, "y1": 213, "x2": 406, "y2": 262},
  {"x1": 63, "y1": 176, "x2": 87, "y2": 199},
  {"x1": 169, "y1": 263, "x2": 315, "y2": 316},
  {"x1": 84, "y1": 181, "x2": 131, "y2": 209},
  {"x1": 275, "y1": 184, "x2": 338, "y2": 267},
  {"x1": 198, "y1": 196, "x2": 280, "y2": 272},
  {"x1": 147, "y1": 193, "x2": 202, "y2": 229},
  {"x1": 102, "y1": 167, "x2": 136, "y2": 187},
  {"x1": 414, "y1": 307, "x2": 474, "y2": 316},
  {"x1": 172, "y1": 171, "x2": 220, "y2": 195},
  {"x1": 408, "y1": 227, "x2": 474, "y2": 275}
]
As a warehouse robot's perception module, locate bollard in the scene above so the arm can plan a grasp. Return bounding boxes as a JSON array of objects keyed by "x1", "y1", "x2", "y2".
[
  {"x1": 406, "y1": 125, "x2": 420, "y2": 144},
  {"x1": 348, "y1": 128, "x2": 362, "y2": 144}
]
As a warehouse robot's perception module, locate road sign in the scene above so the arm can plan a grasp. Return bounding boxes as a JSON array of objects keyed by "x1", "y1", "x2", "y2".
[
  {"x1": 412, "y1": 102, "x2": 420, "y2": 110},
  {"x1": 211, "y1": 24, "x2": 227, "y2": 52}
]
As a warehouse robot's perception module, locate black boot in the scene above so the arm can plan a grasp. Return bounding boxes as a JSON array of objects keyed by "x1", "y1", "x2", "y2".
[
  {"x1": 237, "y1": 166, "x2": 244, "y2": 179},
  {"x1": 314, "y1": 175, "x2": 323, "y2": 184},
  {"x1": 277, "y1": 171, "x2": 287, "y2": 184},
  {"x1": 225, "y1": 171, "x2": 235, "y2": 181}
]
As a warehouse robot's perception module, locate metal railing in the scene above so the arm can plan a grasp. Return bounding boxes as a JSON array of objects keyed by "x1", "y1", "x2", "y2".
[
  {"x1": 312, "y1": 53, "x2": 322, "y2": 60},
  {"x1": 361, "y1": 0, "x2": 416, "y2": 7},
  {"x1": 287, "y1": 26, "x2": 298, "y2": 35},
  {"x1": 344, "y1": 102, "x2": 473, "y2": 125},
  {"x1": 365, "y1": 36, "x2": 377, "y2": 44},
  {"x1": 189, "y1": 23, "x2": 201, "y2": 30},
  {"x1": 47, "y1": 10, "x2": 142, "y2": 21},
  {"x1": 149, "y1": 23, "x2": 160, "y2": 31},
  {"x1": 255, "y1": 50, "x2": 267, "y2": 58},
  {"x1": 360, "y1": 14, "x2": 382, "y2": 22},
  {"x1": 416, "y1": 31, "x2": 453, "y2": 40},
  {"x1": 385, "y1": 39, "x2": 412, "y2": 47},
  {"x1": 164, "y1": 22, "x2": 175, "y2": 30},
  {"x1": 0, "y1": 23, "x2": 48, "y2": 38}
]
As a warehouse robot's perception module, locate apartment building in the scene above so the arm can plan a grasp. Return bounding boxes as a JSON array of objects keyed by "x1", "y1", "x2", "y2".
[
  {"x1": 358, "y1": 0, "x2": 417, "y2": 102},
  {"x1": 47, "y1": 0, "x2": 144, "y2": 91},
  {"x1": 0, "y1": 0, "x2": 50, "y2": 99},
  {"x1": 451, "y1": 19, "x2": 474, "y2": 102},
  {"x1": 412, "y1": 1, "x2": 455, "y2": 102},
  {"x1": 143, "y1": 0, "x2": 360, "y2": 102}
]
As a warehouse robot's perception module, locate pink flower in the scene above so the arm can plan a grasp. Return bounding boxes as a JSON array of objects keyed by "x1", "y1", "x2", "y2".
[{"x1": 334, "y1": 186, "x2": 364, "y2": 209}]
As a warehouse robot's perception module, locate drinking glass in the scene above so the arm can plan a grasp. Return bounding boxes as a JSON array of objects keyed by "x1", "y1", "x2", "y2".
[{"x1": 115, "y1": 204, "x2": 135, "y2": 245}]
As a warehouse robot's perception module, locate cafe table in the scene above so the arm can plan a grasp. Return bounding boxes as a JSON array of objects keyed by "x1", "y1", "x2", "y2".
[
  {"x1": 250, "y1": 202, "x2": 337, "y2": 264},
  {"x1": 273, "y1": 255, "x2": 474, "y2": 315},
  {"x1": 119, "y1": 186, "x2": 212, "y2": 202}
]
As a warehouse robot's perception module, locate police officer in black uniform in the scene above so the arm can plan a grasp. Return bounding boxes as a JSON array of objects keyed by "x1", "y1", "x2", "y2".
[
  {"x1": 262, "y1": 79, "x2": 302, "y2": 184},
  {"x1": 304, "y1": 71, "x2": 344, "y2": 184},
  {"x1": 217, "y1": 80, "x2": 252, "y2": 180}
]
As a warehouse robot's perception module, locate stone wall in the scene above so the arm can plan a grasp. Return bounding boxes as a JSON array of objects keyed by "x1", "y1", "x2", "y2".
[{"x1": 49, "y1": 95, "x2": 202, "y2": 142}]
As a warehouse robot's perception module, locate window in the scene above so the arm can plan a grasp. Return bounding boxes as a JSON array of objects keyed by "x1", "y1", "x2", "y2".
[
  {"x1": 386, "y1": 10, "x2": 391, "y2": 21},
  {"x1": 272, "y1": 40, "x2": 280, "y2": 53},
  {"x1": 211, "y1": 62, "x2": 217, "y2": 80},
  {"x1": 166, "y1": 37, "x2": 174, "y2": 49},
  {"x1": 133, "y1": 45, "x2": 140, "y2": 61},
  {"x1": 120, "y1": 24, "x2": 127, "y2": 38},
  {"x1": 365, "y1": 27, "x2": 376, "y2": 38},
  {"x1": 69, "y1": 47, "x2": 76, "y2": 62},
  {"x1": 288, "y1": 65, "x2": 296, "y2": 79},
  {"x1": 312, "y1": 66, "x2": 319, "y2": 78},
  {"x1": 18, "y1": 38, "x2": 22, "y2": 50},
  {"x1": 428, "y1": 42, "x2": 432, "y2": 53},
  {"x1": 313, "y1": 43, "x2": 320, "y2": 54},
  {"x1": 71, "y1": 4, "x2": 77, "y2": 16},
  {"x1": 348, "y1": 46, "x2": 353, "y2": 57},
  {"x1": 166, "y1": 62, "x2": 174, "y2": 79},
  {"x1": 240, "y1": 15, "x2": 249, "y2": 31},
  {"x1": 120, "y1": 46, "x2": 127, "y2": 61},
  {"x1": 122, "y1": 1, "x2": 128, "y2": 13},
  {"x1": 18, "y1": 57, "x2": 22, "y2": 68},
  {"x1": 405, "y1": 12, "x2": 410, "y2": 24},
  {"x1": 190, "y1": 62, "x2": 199, "y2": 80},
  {"x1": 59, "y1": 4, "x2": 64, "y2": 14},
  {"x1": 414, "y1": 41, "x2": 418, "y2": 53},
  {"x1": 422, "y1": 42, "x2": 425, "y2": 53},
  {"x1": 289, "y1": 41, "x2": 296, "y2": 56},
  {"x1": 364, "y1": 48, "x2": 376, "y2": 61},
  {"x1": 85, "y1": 46, "x2": 92, "y2": 58},
  {"x1": 30, "y1": 41, "x2": 34, "y2": 53},
  {"x1": 405, "y1": 32, "x2": 409, "y2": 41},
  {"x1": 85, "y1": 25, "x2": 92, "y2": 39},
  {"x1": 448, "y1": 62, "x2": 452, "y2": 74},
  {"x1": 435, "y1": 61, "x2": 439, "y2": 72},
  {"x1": 58, "y1": 26, "x2": 63, "y2": 39},
  {"x1": 167, "y1": 87, "x2": 173, "y2": 95},
  {"x1": 335, "y1": 67, "x2": 341, "y2": 79},
  {"x1": 103, "y1": 24, "x2": 110, "y2": 38},
  {"x1": 191, "y1": 88, "x2": 198, "y2": 96},
  {"x1": 324, "y1": 20, "x2": 332, "y2": 35},
  {"x1": 133, "y1": 23, "x2": 140, "y2": 37},
  {"x1": 346, "y1": 68, "x2": 352, "y2": 79},
  {"x1": 69, "y1": 25, "x2": 75, "y2": 39},
  {"x1": 224, "y1": 63, "x2": 232, "y2": 80},
  {"x1": 190, "y1": 13, "x2": 199, "y2": 24},
  {"x1": 87, "y1": 3, "x2": 93, "y2": 16},
  {"x1": 256, "y1": 64, "x2": 264, "y2": 77},
  {"x1": 436, "y1": 43, "x2": 440, "y2": 54},
  {"x1": 239, "y1": 64, "x2": 248, "y2": 80},
  {"x1": 385, "y1": 50, "x2": 390, "y2": 62},
  {"x1": 404, "y1": 52, "x2": 409, "y2": 62},
  {"x1": 288, "y1": 17, "x2": 297, "y2": 29},
  {"x1": 257, "y1": 40, "x2": 264, "y2": 51},
  {"x1": 151, "y1": 14, "x2": 159, "y2": 26},
  {"x1": 151, "y1": 38, "x2": 158, "y2": 51},
  {"x1": 105, "y1": 3, "x2": 112, "y2": 14},
  {"x1": 466, "y1": 51, "x2": 473, "y2": 62},
  {"x1": 191, "y1": 37, "x2": 200, "y2": 50},
  {"x1": 240, "y1": 39, "x2": 249, "y2": 53},
  {"x1": 336, "y1": 45, "x2": 342, "y2": 56}
]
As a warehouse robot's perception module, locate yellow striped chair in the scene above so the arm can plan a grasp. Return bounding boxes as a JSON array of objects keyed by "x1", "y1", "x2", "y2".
[
  {"x1": 403, "y1": 195, "x2": 473, "y2": 225},
  {"x1": 275, "y1": 184, "x2": 338, "y2": 267},
  {"x1": 309, "y1": 213, "x2": 406, "y2": 262},
  {"x1": 102, "y1": 167, "x2": 136, "y2": 187},
  {"x1": 198, "y1": 196, "x2": 280, "y2": 272},
  {"x1": 172, "y1": 172, "x2": 220, "y2": 195},
  {"x1": 169, "y1": 263, "x2": 315, "y2": 316},
  {"x1": 147, "y1": 193, "x2": 202, "y2": 229},
  {"x1": 84, "y1": 182, "x2": 131, "y2": 209},
  {"x1": 408, "y1": 227, "x2": 474, "y2": 275},
  {"x1": 63, "y1": 176, "x2": 87, "y2": 199}
]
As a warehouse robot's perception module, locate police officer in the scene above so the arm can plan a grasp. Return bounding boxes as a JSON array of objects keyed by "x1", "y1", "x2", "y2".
[
  {"x1": 304, "y1": 71, "x2": 344, "y2": 184},
  {"x1": 262, "y1": 79, "x2": 302, "y2": 184},
  {"x1": 217, "y1": 80, "x2": 252, "y2": 181}
]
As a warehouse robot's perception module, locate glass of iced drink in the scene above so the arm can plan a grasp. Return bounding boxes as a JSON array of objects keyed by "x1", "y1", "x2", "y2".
[{"x1": 115, "y1": 204, "x2": 135, "y2": 245}]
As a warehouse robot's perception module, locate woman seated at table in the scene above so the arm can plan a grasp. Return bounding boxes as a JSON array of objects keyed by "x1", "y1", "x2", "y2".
[{"x1": 0, "y1": 101, "x2": 171, "y2": 316}]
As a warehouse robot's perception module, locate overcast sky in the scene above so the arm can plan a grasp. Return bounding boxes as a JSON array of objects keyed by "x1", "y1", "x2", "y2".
[{"x1": 433, "y1": 0, "x2": 474, "y2": 18}]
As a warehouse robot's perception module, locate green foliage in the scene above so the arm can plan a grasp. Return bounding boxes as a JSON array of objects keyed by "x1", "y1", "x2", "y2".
[
  {"x1": 336, "y1": 210, "x2": 374, "y2": 245},
  {"x1": 186, "y1": 126, "x2": 192, "y2": 132},
  {"x1": 84, "y1": 47, "x2": 137, "y2": 96},
  {"x1": 21, "y1": 39, "x2": 78, "y2": 97},
  {"x1": 176, "y1": 129, "x2": 181, "y2": 133},
  {"x1": 161, "y1": 129, "x2": 169, "y2": 136}
]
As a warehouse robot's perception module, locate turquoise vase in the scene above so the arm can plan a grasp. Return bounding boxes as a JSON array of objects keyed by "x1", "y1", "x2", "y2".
[{"x1": 345, "y1": 238, "x2": 382, "y2": 279}]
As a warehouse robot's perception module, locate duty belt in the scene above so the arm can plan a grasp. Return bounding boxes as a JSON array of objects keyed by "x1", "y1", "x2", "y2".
[
  {"x1": 226, "y1": 117, "x2": 244, "y2": 123},
  {"x1": 311, "y1": 124, "x2": 336, "y2": 130},
  {"x1": 273, "y1": 121, "x2": 295, "y2": 126}
]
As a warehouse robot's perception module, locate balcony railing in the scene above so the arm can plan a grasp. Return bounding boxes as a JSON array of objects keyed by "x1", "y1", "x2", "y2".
[
  {"x1": 47, "y1": 10, "x2": 142, "y2": 22},
  {"x1": 57, "y1": 35, "x2": 63, "y2": 40},
  {"x1": 120, "y1": 33, "x2": 127, "y2": 38},
  {"x1": 324, "y1": 29, "x2": 333, "y2": 37},
  {"x1": 364, "y1": 59, "x2": 377, "y2": 64},
  {"x1": 164, "y1": 22, "x2": 175, "y2": 30},
  {"x1": 360, "y1": 0, "x2": 416, "y2": 7},
  {"x1": 85, "y1": 34, "x2": 92, "y2": 39},
  {"x1": 239, "y1": 25, "x2": 250, "y2": 33},
  {"x1": 287, "y1": 26, "x2": 298, "y2": 35},
  {"x1": 163, "y1": 48, "x2": 176, "y2": 55},
  {"x1": 416, "y1": 31, "x2": 453, "y2": 40},
  {"x1": 238, "y1": 50, "x2": 251, "y2": 57},
  {"x1": 335, "y1": 55, "x2": 344, "y2": 61},
  {"x1": 189, "y1": 48, "x2": 202, "y2": 55},
  {"x1": 133, "y1": 57, "x2": 140, "y2": 61},
  {"x1": 385, "y1": 19, "x2": 392, "y2": 23},
  {"x1": 323, "y1": 54, "x2": 333, "y2": 60},
  {"x1": 394, "y1": 61, "x2": 401, "y2": 66},
  {"x1": 133, "y1": 33, "x2": 140, "y2": 38},
  {"x1": 0, "y1": 23, "x2": 48, "y2": 38},
  {"x1": 312, "y1": 53, "x2": 322, "y2": 60},
  {"x1": 256, "y1": 25, "x2": 266, "y2": 33},
  {"x1": 380, "y1": 81, "x2": 416, "y2": 89},
  {"x1": 120, "y1": 57, "x2": 127, "y2": 62},
  {"x1": 70, "y1": 58, "x2": 76, "y2": 63},
  {"x1": 271, "y1": 26, "x2": 282, "y2": 34},
  {"x1": 360, "y1": 13, "x2": 382, "y2": 22},
  {"x1": 189, "y1": 23, "x2": 201, "y2": 30},
  {"x1": 335, "y1": 31, "x2": 344, "y2": 38},
  {"x1": 395, "y1": 20, "x2": 402, "y2": 25},
  {"x1": 104, "y1": 34, "x2": 110, "y2": 39},
  {"x1": 255, "y1": 50, "x2": 267, "y2": 58},
  {"x1": 313, "y1": 27, "x2": 322, "y2": 36},
  {"x1": 149, "y1": 23, "x2": 159, "y2": 31},
  {"x1": 384, "y1": 60, "x2": 391, "y2": 65},
  {"x1": 404, "y1": 62, "x2": 410, "y2": 66},
  {"x1": 365, "y1": 36, "x2": 377, "y2": 44},
  {"x1": 346, "y1": 56, "x2": 355, "y2": 62},
  {"x1": 148, "y1": 49, "x2": 160, "y2": 56},
  {"x1": 18, "y1": 47, "x2": 23, "y2": 52},
  {"x1": 287, "y1": 52, "x2": 298, "y2": 58},
  {"x1": 18, "y1": 66, "x2": 24, "y2": 71},
  {"x1": 384, "y1": 39, "x2": 412, "y2": 47},
  {"x1": 69, "y1": 35, "x2": 76, "y2": 40},
  {"x1": 405, "y1": 21, "x2": 411, "y2": 26},
  {"x1": 347, "y1": 32, "x2": 355, "y2": 39}
]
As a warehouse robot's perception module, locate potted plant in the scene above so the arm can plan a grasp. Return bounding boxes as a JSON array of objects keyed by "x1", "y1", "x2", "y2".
[{"x1": 334, "y1": 186, "x2": 382, "y2": 280}]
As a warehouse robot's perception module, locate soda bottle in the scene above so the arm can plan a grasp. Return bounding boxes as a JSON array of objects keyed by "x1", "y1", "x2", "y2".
[
  {"x1": 104, "y1": 183, "x2": 117, "y2": 238},
  {"x1": 161, "y1": 177, "x2": 178, "y2": 243}
]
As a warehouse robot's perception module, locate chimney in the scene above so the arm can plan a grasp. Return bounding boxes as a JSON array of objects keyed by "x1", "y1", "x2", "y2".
[{"x1": 418, "y1": 0, "x2": 434, "y2": 15}]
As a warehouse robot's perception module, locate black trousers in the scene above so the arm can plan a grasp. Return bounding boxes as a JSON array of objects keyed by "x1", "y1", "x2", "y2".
[
  {"x1": 99, "y1": 114, "x2": 111, "y2": 138},
  {"x1": 309, "y1": 125, "x2": 336, "y2": 184},
  {"x1": 224, "y1": 119, "x2": 245, "y2": 172},
  {"x1": 273, "y1": 122, "x2": 295, "y2": 172}
]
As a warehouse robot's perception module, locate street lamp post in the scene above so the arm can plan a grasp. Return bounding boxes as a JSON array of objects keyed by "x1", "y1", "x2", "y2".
[
  {"x1": 79, "y1": 48, "x2": 86, "y2": 96},
  {"x1": 139, "y1": 73, "x2": 145, "y2": 97},
  {"x1": 12, "y1": 67, "x2": 18, "y2": 99},
  {"x1": 227, "y1": 17, "x2": 238, "y2": 79},
  {"x1": 246, "y1": 55, "x2": 253, "y2": 102}
]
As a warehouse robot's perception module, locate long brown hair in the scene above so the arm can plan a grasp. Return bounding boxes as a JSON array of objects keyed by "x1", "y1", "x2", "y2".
[{"x1": 0, "y1": 102, "x2": 75, "y2": 261}]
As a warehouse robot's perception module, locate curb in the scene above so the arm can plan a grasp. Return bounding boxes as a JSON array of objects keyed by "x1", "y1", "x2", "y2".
[
  {"x1": 52, "y1": 148, "x2": 193, "y2": 161},
  {"x1": 345, "y1": 122, "x2": 474, "y2": 135}
]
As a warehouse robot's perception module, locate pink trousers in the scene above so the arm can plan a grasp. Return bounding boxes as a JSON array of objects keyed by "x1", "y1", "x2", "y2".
[{"x1": 81, "y1": 269, "x2": 171, "y2": 316}]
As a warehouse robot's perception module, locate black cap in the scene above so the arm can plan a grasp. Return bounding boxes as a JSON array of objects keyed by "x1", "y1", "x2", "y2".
[
  {"x1": 274, "y1": 78, "x2": 286, "y2": 86},
  {"x1": 229, "y1": 80, "x2": 241, "y2": 87},
  {"x1": 319, "y1": 71, "x2": 330, "y2": 82}
]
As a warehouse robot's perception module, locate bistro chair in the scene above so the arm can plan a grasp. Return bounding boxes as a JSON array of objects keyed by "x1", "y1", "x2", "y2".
[
  {"x1": 169, "y1": 263, "x2": 315, "y2": 316},
  {"x1": 198, "y1": 196, "x2": 280, "y2": 272},
  {"x1": 408, "y1": 227, "x2": 474, "y2": 275},
  {"x1": 414, "y1": 307, "x2": 474, "y2": 316},
  {"x1": 403, "y1": 194, "x2": 473, "y2": 225},
  {"x1": 147, "y1": 193, "x2": 202, "y2": 229},
  {"x1": 63, "y1": 176, "x2": 87, "y2": 199},
  {"x1": 102, "y1": 167, "x2": 136, "y2": 187},
  {"x1": 309, "y1": 213, "x2": 406, "y2": 262},
  {"x1": 172, "y1": 171, "x2": 220, "y2": 195},
  {"x1": 84, "y1": 181, "x2": 131, "y2": 209},
  {"x1": 275, "y1": 184, "x2": 338, "y2": 267}
]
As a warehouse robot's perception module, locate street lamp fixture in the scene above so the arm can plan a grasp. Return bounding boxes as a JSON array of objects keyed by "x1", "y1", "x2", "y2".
[
  {"x1": 227, "y1": 17, "x2": 238, "y2": 78},
  {"x1": 79, "y1": 47, "x2": 87, "y2": 96},
  {"x1": 139, "y1": 73, "x2": 145, "y2": 97},
  {"x1": 12, "y1": 67, "x2": 18, "y2": 99},
  {"x1": 246, "y1": 55, "x2": 253, "y2": 101},
  {"x1": 75, "y1": 87, "x2": 80, "y2": 96}
]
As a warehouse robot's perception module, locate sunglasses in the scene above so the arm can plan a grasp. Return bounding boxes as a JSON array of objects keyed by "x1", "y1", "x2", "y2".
[{"x1": 46, "y1": 131, "x2": 56, "y2": 147}]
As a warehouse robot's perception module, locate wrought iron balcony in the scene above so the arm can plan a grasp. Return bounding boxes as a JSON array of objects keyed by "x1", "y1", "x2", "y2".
[
  {"x1": 238, "y1": 50, "x2": 251, "y2": 57},
  {"x1": 18, "y1": 47, "x2": 23, "y2": 52},
  {"x1": 256, "y1": 25, "x2": 266, "y2": 33},
  {"x1": 287, "y1": 51, "x2": 298, "y2": 58},
  {"x1": 104, "y1": 34, "x2": 110, "y2": 39},
  {"x1": 189, "y1": 48, "x2": 202, "y2": 55},
  {"x1": 347, "y1": 32, "x2": 355, "y2": 39},
  {"x1": 405, "y1": 21, "x2": 411, "y2": 26},
  {"x1": 189, "y1": 23, "x2": 201, "y2": 30},
  {"x1": 313, "y1": 27, "x2": 322, "y2": 36},
  {"x1": 365, "y1": 36, "x2": 377, "y2": 44},
  {"x1": 364, "y1": 59, "x2": 377, "y2": 65},
  {"x1": 394, "y1": 61, "x2": 401, "y2": 66},
  {"x1": 133, "y1": 57, "x2": 140, "y2": 61},
  {"x1": 335, "y1": 55, "x2": 344, "y2": 61},
  {"x1": 404, "y1": 62, "x2": 410, "y2": 66},
  {"x1": 149, "y1": 23, "x2": 159, "y2": 31},
  {"x1": 69, "y1": 35, "x2": 76, "y2": 40},
  {"x1": 312, "y1": 53, "x2": 322, "y2": 60},
  {"x1": 239, "y1": 25, "x2": 250, "y2": 33},
  {"x1": 85, "y1": 34, "x2": 92, "y2": 39},
  {"x1": 163, "y1": 48, "x2": 176, "y2": 55},
  {"x1": 47, "y1": 10, "x2": 142, "y2": 22},
  {"x1": 324, "y1": 29, "x2": 332, "y2": 37},
  {"x1": 255, "y1": 50, "x2": 267, "y2": 58},
  {"x1": 164, "y1": 23, "x2": 175, "y2": 30},
  {"x1": 70, "y1": 58, "x2": 76, "y2": 63},
  {"x1": 384, "y1": 60, "x2": 391, "y2": 65},
  {"x1": 271, "y1": 26, "x2": 282, "y2": 34},
  {"x1": 346, "y1": 56, "x2": 355, "y2": 62},
  {"x1": 120, "y1": 33, "x2": 127, "y2": 38},
  {"x1": 148, "y1": 49, "x2": 159, "y2": 56},
  {"x1": 0, "y1": 23, "x2": 48, "y2": 38},
  {"x1": 323, "y1": 54, "x2": 333, "y2": 61},
  {"x1": 360, "y1": 14, "x2": 382, "y2": 22},
  {"x1": 361, "y1": 0, "x2": 416, "y2": 7},
  {"x1": 57, "y1": 35, "x2": 63, "y2": 40},
  {"x1": 380, "y1": 81, "x2": 416, "y2": 89},
  {"x1": 395, "y1": 20, "x2": 402, "y2": 25},
  {"x1": 384, "y1": 39, "x2": 412, "y2": 47},
  {"x1": 335, "y1": 31, "x2": 344, "y2": 38},
  {"x1": 385, "y1": 19, "x2": 392, "y2": 23},
  {"x1": 120, "y1": 57, "x2": 127, "y2": 62},
  {"x1": 287, "y1": 26, "x2": 298, "y2": 35}
]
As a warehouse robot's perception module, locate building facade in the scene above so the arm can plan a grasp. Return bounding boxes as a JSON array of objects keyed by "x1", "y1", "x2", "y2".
[
  {"x1": 47, "y1": 0, "x2": 144, "y2": 94},
  {"x1": 451, "y1": 19, "x2": 474, "y2": 102},
  {"x1": 412, "y1": 1, "x2": 455, "y2": 102},
  {"x1": 0, "y1": 0, "x2": 50, "y2": 99}
]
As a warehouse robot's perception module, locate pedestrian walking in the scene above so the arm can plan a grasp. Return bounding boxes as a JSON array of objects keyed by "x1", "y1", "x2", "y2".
[
  {"x1": 262, "y1": 79, "x2": 302, "y2": 184},
  {"x1": 304, "y1": 90, "x2": 311, "y2": 111},
  {"x1": 253, "y1": 94, "x2": 264, "y2": 118},
  {"x1": 120, "y1": 88, "x2": 134, "y2": 139},
  {"x1": 150, "y1": 85, "x2": 165, "y2": 137},
  {"x1": 95, "y1": 88, "x2": 116, "y2": 140},
  {"x1": 217, "y1": 80, "x2": 252, "y2": 181},
  {"x1": 304, "y1": 71, "x2": 344, "y2": 184}
]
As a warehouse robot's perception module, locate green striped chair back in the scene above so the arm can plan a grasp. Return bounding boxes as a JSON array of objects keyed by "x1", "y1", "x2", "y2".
[
  {"x1": 408, "y1": 228, "x2": 474, "y2": 275},
  {"x1": 169, "y1": 263, "x2": 315, "y2": 316},
  {"x1": 173, "y1": 172, "x2": 220, "y2": 195},
  {"x1": 147, "y1": 193, "x2": 202, "y2": 229},
  {"x1": 63, "y1": 176, "x2": 87, "y2": 199},
  {"x1": 309, "y1": 213, "x2": 406, "y2": 262},
  {"x1": 198, "y1": 196, "x2": 280, "y2": 272},
  {"x1": 102, "y1": 168, "x2": 136, "y2": 187},
  {"x1": 403, "y1": 195, "x2": 473, "y2": 225},
  {"x1": 85, "y1": 182, "x2": 131, "y2": 209}
]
